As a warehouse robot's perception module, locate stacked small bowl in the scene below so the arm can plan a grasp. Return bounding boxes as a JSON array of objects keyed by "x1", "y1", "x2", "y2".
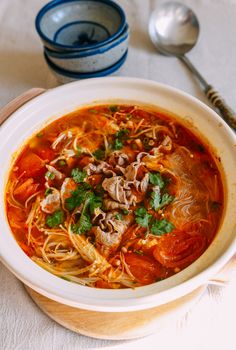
[{"x1": 35, "y1": 0, "x2": 129, "y2": 83}]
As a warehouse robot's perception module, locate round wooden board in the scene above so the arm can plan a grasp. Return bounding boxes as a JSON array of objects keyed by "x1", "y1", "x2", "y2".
[{"x1": 25, "y1": 285, "x2": 206, "y2": 340}]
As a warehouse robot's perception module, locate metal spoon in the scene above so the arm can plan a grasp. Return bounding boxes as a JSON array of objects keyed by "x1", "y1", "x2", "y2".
[{"x1": 149, "y1": 1, "x2": 236, "y2": 131}]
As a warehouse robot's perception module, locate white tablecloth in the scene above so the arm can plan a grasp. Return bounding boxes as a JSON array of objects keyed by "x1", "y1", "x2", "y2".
[{"x1": 1, "y1": 1, "x2": 236, "y2": 349}]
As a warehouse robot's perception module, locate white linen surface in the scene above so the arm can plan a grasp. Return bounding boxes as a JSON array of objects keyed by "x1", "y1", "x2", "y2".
[{"x1": 0, "y1": 1, "x2": 236, "y2": 349}]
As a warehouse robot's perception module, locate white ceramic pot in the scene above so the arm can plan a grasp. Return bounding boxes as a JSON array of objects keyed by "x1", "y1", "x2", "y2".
[{"x1": 0, "y1": 77, "x2": 236, "y2": 314}]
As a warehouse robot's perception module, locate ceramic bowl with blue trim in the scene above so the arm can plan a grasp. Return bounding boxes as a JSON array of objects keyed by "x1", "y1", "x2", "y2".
[
  {"x1": 44, "y1": 49, "x2": 128, "y2": 83},
  {"x1": 35, "y1": 0, "x2": 126, "y2": 52},
  {"x1": 45, "y1": 24, "x2": 129, "y2": 73}
]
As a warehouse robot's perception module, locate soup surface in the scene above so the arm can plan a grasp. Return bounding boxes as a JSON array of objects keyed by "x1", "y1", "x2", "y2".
[{"x1": 5, "y1": 104, "x2": 223, "y2": 288}]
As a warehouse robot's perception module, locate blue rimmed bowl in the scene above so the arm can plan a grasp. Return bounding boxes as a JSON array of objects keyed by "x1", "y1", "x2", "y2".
[
  {"x1": 45, "y1": 49, "x2": 128, "y2": 83},
  {"x1": 35, "y1": 0, "x2": 126, "y2": 52},
  {"x1": 45, "y1": 24, "x2": 129, "y2": 73}
]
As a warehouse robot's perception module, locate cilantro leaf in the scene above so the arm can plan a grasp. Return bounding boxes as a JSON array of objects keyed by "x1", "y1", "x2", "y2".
[
  {"x1": 150, "y1": 189, "x2": 174, "y2": 211},
  {"x1": 151, "y1": 219, "x2": 174, "y2": 235},
  {"x1": 58, "y1": 160, "x2": 66, "y2": 166},
  {"x1": 89, "y1": 194, "x2": 103, "y2": 213},
  {"x1": 45, "y1": 171, "x2": 55, "y2": 180},
  {"x1": 113, "y1": 128, "x2": 129, "y2": 150},
  {"x1": 150, "y1": 188, "x2": 161, "y2": 210},
  {"x1": 136, "y1": 214, "x2": 152, "y2": 228},
  {"x1": 114, "y1": 138, "x2": 123, "y2": 150},
  {"x1": 109, "y1": 105, "x2": 118, "y2": 113},
  {"x1": 76, "y1": 146, "x2": 82, "y2": 156},
  {"x1": 149, "y1": 172, "x2": 165, "y2": 188},
  {"x1": 71, "y1": 168, "x2": 86, "y2": 183},
  {"x1": 159, "y1": 193, "x2": 174, "y2": 208},
  {"x1": 45, "y1": 188, "x2": 53, "y2": 196},
  {"x1": 135, "y1": 207, "x2": 148, "y2": 217},
  {"x1": 93, "y1": 149, "x2": 105, "y2": 160},
  {"x1": 46, "y1": 210, "x2": 64, "y2": 228},
  {"x1": 115, "y1": 213, "x2": 123, "y2": 220},
  {"x1": 135, "y1": 207, "x2": 152, "y2": 228},
  {"x1": 65, "y1": 189, "x2": 84, "y2": 211},
  {"x1": 66, "y1": 181, "x2": 102, "y2": 236},
  {"x1": 116, "y1": 129, "x2": 129, "y2": 138},
  {"x1": 71, "y1": 212, "x2": 92, "y2": 234},
  {"x1": 65, "y1": 183, "x2": 91, "y2": 211},
  {"x1": 122, "y1": 209, "x2": 129, "y2": 215}
]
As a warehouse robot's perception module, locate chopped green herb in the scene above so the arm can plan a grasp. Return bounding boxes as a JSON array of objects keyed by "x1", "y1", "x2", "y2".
[
  {"x1": 149, "y1": 172, "x2": 165, "y2": 188},
  {"x1": 115, "y1": 213, "x2": 123, "y2": 220},
  {"x1": 151, "y1": 219, "x2": 174, "y2": 236},
  {"x1": 46, "y1": 210, "x2": 64, "y2": 228},
  {"x1": 89, "y1": 194, "x2": 103, "y2": 213},
  {"x1": 109, "y1": 105, "x2": 118, "y2": 113},
  {"x1": 65, "y1": 183, "x2": 91, "y2": 211},
  {"x1": 45, "y1": 171, "x2": 55, "y2": 180},
  {"x1": 135, "y1": 250, "x2": 143, "y2": 255},
  {"x1": 71, "y1": 190, "x2": 101, "y2": 235},
  {"x1": 36, "y1": 132, "x2": 43, "y2": 138},
  {"x1": 65, "y1": 183, "x2": 101, "y2": 214},
  {"x1": 95, "y1": 183, "x2": 105, "y2": 196},
  {"x1": 116, "y1": 129, "x2": 129, "y2": 139},
  {"x1": 113, "y1": 128, "x2": 130, "y2": 150},
  {"x1": 93, "y1": 149, "x2": 105, "y2": 160},
  {"x1": 135, "y1": 207, "x2": 147, "y2": 217},
  {"x1": 122, "y1": 209, "x2": 129, "y2": 215},
  {"x1": 45, "y1": 188, "x2": 53, "y2": 196},
  {"x1": 58, "y1": 160, "x2": 66, "y2": 166},
  {"x1": 76, "y1": 146, "x2": 82, "y2": 156},
  {"x1": 126, "y1": 113, "x2": 132, "y2": 119},
  {"x1": 114, "y1": 138, "x2": 123, "y2": 150},
  {"x1": 71, "y1": 212, "x2": 92, "y2": 234},
  {"x1": 71, "y1": 168, "x2": 86, "y2": 183},
  {"x1": 150, "y1": 188, "x2": 161, "y2": 211},
  {"x1": 135, "y1": 207, "x2": 152, "y2": 228},
  {"x1": 159, "y1": 193, "x2": 174, "y2": 208},
  {"x1": 150, "y1": 188, "x2": 174, "y2": 211},
  {"x1": 143, "y1": 137, "x2": 152, "y2": 151}
]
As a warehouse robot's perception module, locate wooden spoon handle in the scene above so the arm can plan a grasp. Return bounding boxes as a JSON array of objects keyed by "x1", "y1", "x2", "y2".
[
  {"x1": 0, "y1": 88, "x2": 46, "y2": 126},
  {"x1": 205, "y1": 85, "x2": 236, "y2": 131}
]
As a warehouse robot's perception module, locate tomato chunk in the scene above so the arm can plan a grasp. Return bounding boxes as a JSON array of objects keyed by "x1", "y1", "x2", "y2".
[
  {"x1": 153, "y1": 229, "x2": 206, "y2": 269},
  {"x1": 18, "y1": 152, "x2": 45, "y2": 177},
  {"x1": 78, "y1": 156, "x2": 93, "y2": 168},
  {"x1": 14, "y1": 178, "x2": 39, "y2": 202},
  {"x1": 125, "y1": 252, "x2": 166, "y2": 285},
  {"x1": 35, "y1": 146, "x2": 55, "y2": 161}
]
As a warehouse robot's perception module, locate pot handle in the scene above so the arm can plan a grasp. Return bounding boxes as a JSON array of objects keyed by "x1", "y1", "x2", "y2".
[
  {"x1": 208, "y1": 254, "x2": 236, "y2": 287},
  {"x1": 0, "y1": 88, "x2": 46, "y2": 126}
]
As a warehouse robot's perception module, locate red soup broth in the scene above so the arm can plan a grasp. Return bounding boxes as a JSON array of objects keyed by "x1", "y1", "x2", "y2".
[{"x1": 5, "y1": 104, "x2": 224, "y2": 288}]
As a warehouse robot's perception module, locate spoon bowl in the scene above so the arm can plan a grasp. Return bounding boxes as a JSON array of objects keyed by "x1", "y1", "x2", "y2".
[{"x1": 149, "y1": 2, "x2": 199, "y2": 56}]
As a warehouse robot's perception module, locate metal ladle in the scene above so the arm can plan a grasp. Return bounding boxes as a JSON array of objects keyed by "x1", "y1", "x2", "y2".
[{"x1": 149, "y1": 1, "x2": 236, "y2": 131}]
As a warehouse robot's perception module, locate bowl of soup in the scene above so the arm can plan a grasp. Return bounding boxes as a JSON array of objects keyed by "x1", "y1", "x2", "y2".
[{"x1": 0, "y1": 77, "x2": 236, "y2": 316}]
